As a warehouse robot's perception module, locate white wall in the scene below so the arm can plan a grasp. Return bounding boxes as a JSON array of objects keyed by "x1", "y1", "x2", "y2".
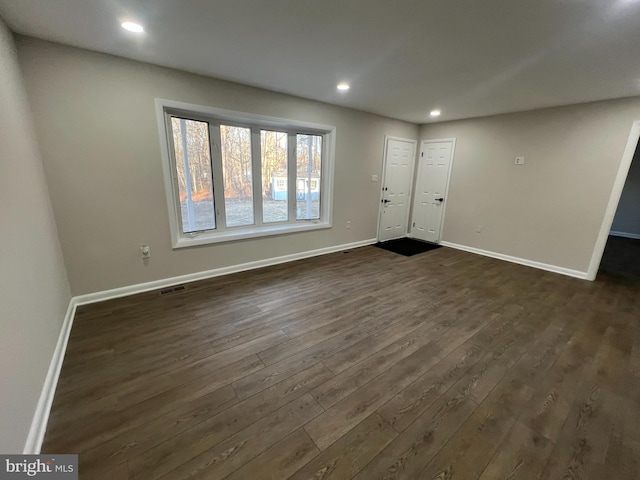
[
  {"x1": 0, "y1": 20, "x2": 71, "y2": 452},
  {"x1": 420, "y1": 98, "x2": 640, "y2": 274},
  {"x1": 16, "y1": 37, "x2": 418, "y2": 295},
  {"x1": 611, "y1": 144, "x2": 640, "y2": 236}
]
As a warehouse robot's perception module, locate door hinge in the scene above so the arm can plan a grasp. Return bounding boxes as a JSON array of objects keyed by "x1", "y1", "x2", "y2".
[
  {"x1": 421, "y1": 152, "x2": 424, "y2": 157},
  {"x1": 413, "y1": 222, "x2": 415, "y2": 227}
]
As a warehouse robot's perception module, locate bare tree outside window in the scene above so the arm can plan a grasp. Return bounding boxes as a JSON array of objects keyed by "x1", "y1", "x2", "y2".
[
  {"x1": 170, "y1": 117, "x2": 216, "y2": 233},
  {"x1": 261, "y1": 130, "x2": 288, "y2": 223},
  {"x1": 220, "y1": 125, "x2": 254, "y2": 227},
  {"x1": 296, "y1": 134, "x2": 322, "y2": 220}
]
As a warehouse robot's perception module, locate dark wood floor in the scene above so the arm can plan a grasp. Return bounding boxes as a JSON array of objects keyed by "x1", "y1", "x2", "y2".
[{"x1": 43, "y1": 245, "x2": 640, "y2": 479}]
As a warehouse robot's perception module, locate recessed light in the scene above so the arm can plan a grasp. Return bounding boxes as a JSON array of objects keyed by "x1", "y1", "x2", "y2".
[
  {"x1": 121, "y1": 21, "x2": 144, "y2": 33},
  {"x1": 430, "y1": 110, "x2": 441, "y2": 117},
  {"x1": 337, "y1": 83, "x2": 350, "y2": 91}
]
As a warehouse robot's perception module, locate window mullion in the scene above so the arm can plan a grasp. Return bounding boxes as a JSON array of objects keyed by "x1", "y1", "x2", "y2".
[
  {"x1": 287, "y1": 133, "x2": 297, "y2": 223},
  {"x1": 209, "y1": 123, "x2": 227, "y2": 231},
  {"x1": 251, "y1": 127, "x2": 263, "y2": 226}
]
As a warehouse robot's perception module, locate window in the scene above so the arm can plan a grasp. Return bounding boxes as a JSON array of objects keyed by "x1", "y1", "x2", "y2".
[
  {"x1": 157, "y1": 100, "x2": 334, "y2": 247},
  {"x1": 220, "y1": 125, "x2": 254, "y2": 227},
  {"x1": 261, "y1": 130, "x2": 288, "y2": 223},
  {"x1": 296, "y1": 134, "x2": 322, "y2": 220},
  {"x1": 169, "y1": 117, "x2": 216, "y2": 233}
]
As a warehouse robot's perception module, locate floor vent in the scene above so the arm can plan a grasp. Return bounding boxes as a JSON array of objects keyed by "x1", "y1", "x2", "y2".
[{"x1": 159, "y1": 284, "x2": 186, "y2": 295}]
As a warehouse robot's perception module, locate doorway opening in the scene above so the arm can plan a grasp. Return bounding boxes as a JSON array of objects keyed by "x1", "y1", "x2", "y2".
[
  {"x1": 588, "y1": 120, "x2": 640, "y2": 281},
  {"x1": 598, "y1": 140, "x2": 640, "y2": 282}
]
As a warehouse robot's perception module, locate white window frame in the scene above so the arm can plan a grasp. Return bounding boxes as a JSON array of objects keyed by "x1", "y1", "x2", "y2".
[{"x1": 155, "y1": 99, "x2": 335, "y2": 248}]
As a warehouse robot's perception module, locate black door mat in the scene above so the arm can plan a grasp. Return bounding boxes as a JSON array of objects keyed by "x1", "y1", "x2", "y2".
[{"x1": 375, "y1": 237, "x2": 441, "y2": 257}]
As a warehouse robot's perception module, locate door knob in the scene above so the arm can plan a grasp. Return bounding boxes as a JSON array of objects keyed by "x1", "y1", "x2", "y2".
[
  {"x1": 382, "y1": 199, "x2": 390, "y2": 203},
  {"x1": 435, "y1": 198, "x2": 444, "y2": 202}
]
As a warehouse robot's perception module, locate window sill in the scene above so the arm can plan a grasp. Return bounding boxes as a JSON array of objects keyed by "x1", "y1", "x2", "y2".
[{"x1": 173, "y1": 221, "x2": 331, "y2": 248}]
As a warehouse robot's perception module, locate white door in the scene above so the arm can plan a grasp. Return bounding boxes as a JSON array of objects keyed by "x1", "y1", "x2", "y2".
[
  {"x1": 378, "y1": 138, "x2": 417, "y2": 242},
  {"x1": 411, "y1": 140, "x2": 454, "y2": 243}
]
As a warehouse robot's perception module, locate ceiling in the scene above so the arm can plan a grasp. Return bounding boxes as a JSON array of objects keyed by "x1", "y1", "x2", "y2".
[{"x1": 1, "y1": 0, "x2": 640, "y2": 124}]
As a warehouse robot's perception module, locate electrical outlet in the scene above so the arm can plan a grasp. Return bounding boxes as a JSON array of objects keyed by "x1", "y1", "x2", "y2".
[
  {"x1": 141, "y1": 245, "x2": 151, "y2": 258},
  {"x1": 476, "y1": 225, "x2": 482, "y2": 233},
  {"x1": 347, "y1": 221, "x2": 351, "y2": 229},
  {"x1": 515, "y1": 156, "x2": 525, "y2": 165}
]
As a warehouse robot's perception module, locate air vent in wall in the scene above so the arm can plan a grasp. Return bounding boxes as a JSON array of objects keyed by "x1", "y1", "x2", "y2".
[{"x1": 159, "y1": 284, "x2": 186, "y2": 295}]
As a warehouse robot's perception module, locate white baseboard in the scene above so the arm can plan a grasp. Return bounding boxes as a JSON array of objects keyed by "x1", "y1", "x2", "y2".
[
  {"x1": 609, "y1": 230, "x2": 640, "y2": 240},
  {"x1": 74, "y1": 239, "x2": 377, "y2": 306},
  {"x1": 440, "y1": 241, "x2": 589, "y2": 280},
  {"x1": 23, "y1": 299, "x2": 77, "y2": 454}
]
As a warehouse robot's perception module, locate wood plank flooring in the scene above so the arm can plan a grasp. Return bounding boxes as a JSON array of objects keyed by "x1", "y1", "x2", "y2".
[{"x1": 42, "y1": 245, "x2": 640, "y2": 479}]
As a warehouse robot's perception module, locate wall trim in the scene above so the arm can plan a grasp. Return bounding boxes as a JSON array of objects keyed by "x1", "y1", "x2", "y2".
[
  {"x1": 440, "y1": 241, "x2": 589, "y2": 280},
  {"x1": 23, "y1": 299, "x2": 77, "y2": 454},
  {"x1": 609, "y1": 230, "x2": 640, "y2": 240},
  {"x1": 74, "y1": 238, "x2": 377, "y2": 306}
]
